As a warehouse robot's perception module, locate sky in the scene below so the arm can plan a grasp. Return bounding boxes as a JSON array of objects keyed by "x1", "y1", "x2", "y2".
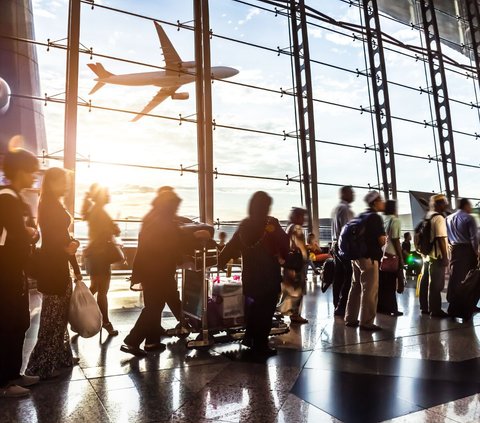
[{"x1": 30, "y1": 0, "x2": 480, "y2": 229}]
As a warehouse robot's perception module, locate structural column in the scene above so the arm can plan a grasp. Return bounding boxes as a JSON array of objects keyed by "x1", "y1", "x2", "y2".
[
  {"x1": 464, "y1": 0, "x2": 480, "y2": 94},
  {"x1": 194, "y1": 0, "x2": 214, "y2": 224},
  {"x1": 289, "y1": 0, "x2": 319, "y2": 237},
  {"x1": 64, "y1": 0, "x2": 81, "y2": 219},
  {"x1": 362, "y1": 0, "x2": 397, "y2": 200},
  {"x1": 418, "y1": 0, "x2": 459, "y2": 202}
]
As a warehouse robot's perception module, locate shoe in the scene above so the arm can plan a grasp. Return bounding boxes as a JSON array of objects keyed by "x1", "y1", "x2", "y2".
[
  {"x1": 0, "y1": 384, "x2": 30, "y2": 398},
  {"x1": 103, "y1": 322, "x2": 119, "y2": 336},
  {"x1": 71, "y1": 357, "x2": 80, "y2": 366},
  {"x1": 120, "y1": 344, "x2": 147, "y2": 357},
  {"x1": 9, "y1": 375, "x2": 39, "y2": 388},
  {"x1": 474, "y1": 306, "x2": 480, "y2": 313},
  {"x1": 290, "y1": 315, "x2": 309, "y2": 324},
  {"x1": 430, "y1": 310, "x2": 449, "y2": 318},
  {"x1": 345, "y1": 320, "x2": 359, "y2": 327},
  {"x1": 143, "y1": 343, "x2": 166, "y2": 352},
  {"x1": 360, "y1": 324, "x2": 382, "y2": 331},
  {"x1": 391, "y1": 311, "x2": 404, "y2": 317}
]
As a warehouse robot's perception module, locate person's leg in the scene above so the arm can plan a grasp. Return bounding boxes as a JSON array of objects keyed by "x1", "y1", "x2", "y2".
[
  {"x1": 94, "y1": 274, "x2": 112, "y2": 325},
  {"x1": 359, "y1": 258, "x2": 379, "y2": 327},
  {"x1": 332, "y1": 252, "x2": 345, "y2": 308},
  {"x1": 428, "y1": 259, "x2": 446, "y2": 315},
  {"x1": 345, "y1": 260, "x2": 361, "y2": 324},
  {"x1": 377, "y1": 271, "x2": 398, "y2": 314},
  {"x1": 336, "y1": 258, "x2": 353, "y2": 315},
  {"x1": 125, "y1": 284, "x2": 163, "y2": 347},
  {"x1": 419, "y1": 261, "x2": 430, "y2": 313}
]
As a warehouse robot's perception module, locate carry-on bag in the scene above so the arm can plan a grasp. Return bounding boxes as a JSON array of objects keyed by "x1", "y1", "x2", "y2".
[{"x1": 447, "y1": 268, "x2": 480, "y2": 320}]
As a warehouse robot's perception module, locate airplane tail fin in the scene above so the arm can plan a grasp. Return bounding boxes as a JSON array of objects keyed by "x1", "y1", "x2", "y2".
[
  {"x1": 87, "y1": 63, "x2": 113, "y2": 79},
  {"x1": 89, "y1": 81, "x2": 106, "y2": 95}
]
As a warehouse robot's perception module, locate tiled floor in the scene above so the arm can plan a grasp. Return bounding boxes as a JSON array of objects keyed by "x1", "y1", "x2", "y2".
[{"x1": 2, "y1": 274, "x2": 480, "y2": 423}]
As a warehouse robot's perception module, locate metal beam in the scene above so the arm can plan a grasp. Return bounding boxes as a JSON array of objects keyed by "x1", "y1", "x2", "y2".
[
  {"x1": 194, "y1": 0, "x2": 206, "y2": 223},
  {"x1": 201, "y1": 0, "x2": 214, "y2": 225},
  {"x1": 464, "y1": 0, "x2": 480, "y2": 93},
  {"x1": 64, "y1": 0, "x2": 81, "y2": 220},
  {"x1": 418, "y1": 0, "x2": 459, "y2": 202},
  {"x1": 289, "y1": 0, "x2": 319, "y2": 238},
  {"x1": 362, "y1": 0, "x2": 398, "y2": 200}
]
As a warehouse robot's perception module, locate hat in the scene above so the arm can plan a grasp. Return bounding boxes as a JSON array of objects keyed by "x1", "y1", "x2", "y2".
[{"x1": 364, "y1": 190, "x2": 381, "y2": 206}]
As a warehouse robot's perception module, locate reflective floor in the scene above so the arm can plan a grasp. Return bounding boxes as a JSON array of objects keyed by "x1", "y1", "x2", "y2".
[{"x1": 2, "y1": 274, "x2": 480, "y2": 423}]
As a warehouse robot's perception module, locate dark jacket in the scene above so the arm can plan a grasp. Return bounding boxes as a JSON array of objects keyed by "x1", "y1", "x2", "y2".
[
  {"x1": 361, "y1": 210, "x2": 386, "y2": 261},
  {"x1": 131, "y1": 209, "x2": 197, "y2": 287},
  {"x1": 0, "y1": 186, "x2": 33, "y2": 291},
  {"x1": 219, "y1": 217, "x2": 289, "y2": 298},
  {"x1": 37, "y1": 198, "x2": 80, "y2": 295}
]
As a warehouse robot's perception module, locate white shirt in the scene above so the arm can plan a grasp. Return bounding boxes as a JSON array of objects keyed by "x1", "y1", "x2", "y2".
[
  {"x1": 384, "y1": 215, "x2": 401, "y2": 256},
  {"x1": 426, "y1": 211, "x2": 447, "y2": 259}
]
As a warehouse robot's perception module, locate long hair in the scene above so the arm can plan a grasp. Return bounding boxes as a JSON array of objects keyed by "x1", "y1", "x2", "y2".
[{"x1": 40, "y1": 167, "x2": 66, "y2": 202}]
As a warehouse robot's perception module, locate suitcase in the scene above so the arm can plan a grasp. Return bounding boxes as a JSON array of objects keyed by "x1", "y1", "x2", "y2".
[{"x1": 447, "y1": 268, "x2": 480, "y2": 320}]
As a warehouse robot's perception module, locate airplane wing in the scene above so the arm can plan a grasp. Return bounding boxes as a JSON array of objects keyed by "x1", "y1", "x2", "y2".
[
  {"x1": 131, "y1": 87, "x2": 178, "y2": 122},
  {"x1": 154, "y1": 22, "x2": 182, "y2": 71}
]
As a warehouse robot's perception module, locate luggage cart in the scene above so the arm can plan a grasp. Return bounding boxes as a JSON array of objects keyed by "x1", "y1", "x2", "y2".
[{"x1": 182, "y1": 242, "x2": 289, "y2": 349}]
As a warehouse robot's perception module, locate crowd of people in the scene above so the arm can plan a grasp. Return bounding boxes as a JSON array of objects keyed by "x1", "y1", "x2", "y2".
[{"x1": 1, "y1": 148, "x2": 479, "y2": 398}]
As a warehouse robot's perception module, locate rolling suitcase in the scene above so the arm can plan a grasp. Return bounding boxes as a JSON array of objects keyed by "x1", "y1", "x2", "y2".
[{"x1": 447, "y1": 268, "x2": 480, "y2": 320}]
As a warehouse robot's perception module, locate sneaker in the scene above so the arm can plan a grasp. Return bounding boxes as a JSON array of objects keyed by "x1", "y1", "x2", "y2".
[
  {"x1": 360, "y1": 324, "x2": 382, "y2": 332},
  {"x1": 9, "y1": 375, "x2": 40, "y2": 388},
  {"x1": 0, "y1": 384, "x2": 30, "y2": 398}
]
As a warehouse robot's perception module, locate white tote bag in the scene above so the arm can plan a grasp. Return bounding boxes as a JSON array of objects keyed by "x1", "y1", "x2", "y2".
[{"x1": 69, "y1": 281, "x2": 103, "y2": 338}]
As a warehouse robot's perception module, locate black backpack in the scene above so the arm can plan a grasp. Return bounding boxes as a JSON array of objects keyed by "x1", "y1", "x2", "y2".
[
  {"x1": 338, "y1": 212, "x2": 372, "y2": 260},
  {"x1": 414, "y1": 213, "x2": 439, "y2": 255}
]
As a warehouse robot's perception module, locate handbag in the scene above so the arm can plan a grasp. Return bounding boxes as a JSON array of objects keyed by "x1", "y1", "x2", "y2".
[
  {"x1": 284, "y1": 249, "x2": 304, "y2": 271},
  {"x1": 103, "y1": 240, "x2": 125, "y2": 264},
  {"x1": 69, "y1": 281, "x2": 102, "y2": 338},
  {"x1": 380, "y1": 252, "x2": 399, "y2": 273}
]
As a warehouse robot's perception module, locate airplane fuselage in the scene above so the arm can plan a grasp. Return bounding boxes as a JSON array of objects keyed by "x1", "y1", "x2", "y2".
[{"x1": 94, "y1": 66, "x2": 238, "y2": 88}]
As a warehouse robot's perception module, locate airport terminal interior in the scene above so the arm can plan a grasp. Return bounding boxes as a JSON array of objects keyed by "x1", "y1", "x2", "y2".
[{"x1": 1, "y1": 0, "x2": 480, "y2": 422}]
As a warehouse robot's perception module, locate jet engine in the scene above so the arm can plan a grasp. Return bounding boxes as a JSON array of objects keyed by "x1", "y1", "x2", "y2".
[{"x1": 171, "y1": 92, "x2": 189, "y2": 100}]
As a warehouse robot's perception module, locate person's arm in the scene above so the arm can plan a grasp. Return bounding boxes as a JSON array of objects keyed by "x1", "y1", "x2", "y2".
[
  {"x1": 375, "y1": 214, "x2": 387, "y2": 247},
  {"x1": 218, "y1": 230, "x2": 241, "y2": 269},
  {"x1": 68, "y1": 255, "x2": 82, "y2": 281},
  {"x1": 467, "y1": 215, "x2": 478, "y2": 254}
]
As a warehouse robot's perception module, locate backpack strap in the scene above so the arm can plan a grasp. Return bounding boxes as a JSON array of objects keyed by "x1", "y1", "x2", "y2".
[{"x1": 0, "y1": 188, "x2": 20, "y2": 246}]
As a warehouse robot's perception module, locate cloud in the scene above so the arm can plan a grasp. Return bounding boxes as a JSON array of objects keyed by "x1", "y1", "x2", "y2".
[{"x1": 238, "y1": 8, "x2": 260, "y2": 25}]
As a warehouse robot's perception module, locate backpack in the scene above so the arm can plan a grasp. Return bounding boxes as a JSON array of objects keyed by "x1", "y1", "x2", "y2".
[
  {"x1": 0, "y1": 188, "x2": 19, "y2": 246},
  {"x1": 320, "y1": 257, "x2": 335, "y2": 293},
  {"x1": 414, "y1": 213, "x2": 439, "y2": 256},
  {"x1": 338, "y1": 212, "x2": 372, "y2": 260}
]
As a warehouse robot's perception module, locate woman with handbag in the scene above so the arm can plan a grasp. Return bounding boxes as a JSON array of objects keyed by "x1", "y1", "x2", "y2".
[
  {"x1": 82, "y1": 183, "x2": 120, "y2": 336},
  {"x1": 377, "y1": 199, "x2": 405, "y2": 316},
  {"x1": 219, "y1": 191, "x2": 290, "y2": 357},
  {"x1": 278, "y1": 207, "x2": 309, "y2": 324},
  {"x1": 26, "y1": 168, "x2": 82, "y2": 380}
]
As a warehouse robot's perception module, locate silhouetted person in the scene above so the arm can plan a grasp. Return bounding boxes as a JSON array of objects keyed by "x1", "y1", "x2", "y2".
[
  {"x1": 331, "y1": 186, "x2": 355, "y2": 316},
  {"x1": 26, "y1": 167, "x2": 82, "y2": 379},
  {"x1": 446, "y1": 198, "x2": 478, "y2": 305},
  {"x1": 401, "y1": 232, "x2": 412, "y2": 264},
  {"x1": 82, "y1": 184, "x2": 120, "y2": 336},
  {"x1": 121, "y1": 187, "x2": 210, "y2": 356},
  {"x1": 0, "y1": 148, "x2": 40, "y2": 398},
  {"x1": 219, "y1": 191, "x2": 289, "y2": 357}
]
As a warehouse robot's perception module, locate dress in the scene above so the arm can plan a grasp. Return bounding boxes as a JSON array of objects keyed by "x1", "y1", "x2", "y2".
[{"x1": 26, "y1": 198, "x2": 79, "y2": 379}]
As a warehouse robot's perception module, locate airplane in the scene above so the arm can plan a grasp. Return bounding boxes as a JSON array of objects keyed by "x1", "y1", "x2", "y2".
[{"x1": 87, "y1": 22, "x2": 239, "y2": 122}]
